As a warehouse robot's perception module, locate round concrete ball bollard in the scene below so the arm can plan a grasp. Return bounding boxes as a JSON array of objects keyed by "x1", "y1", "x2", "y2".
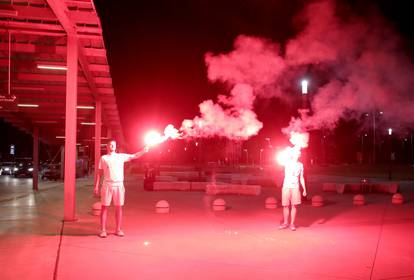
[
  {"x1": 392, "y1": 193, "x2": 404, "y2": 205},
  {"x1": 92, "y1": 201, "x2": 102, "y2": 216},
  {"x1": 265, "y1": 197, "x2": 278, "y2": 209},
  {"x1": 155, "y1": 200, "x2": 170, "y2": 214},
  {"x1": 212, "y1": 198, "x2": 226, "y2": 211},
  {"x1": 353, "y1": 194, "x2": 365, "y2": 206},
  {"x1": 311, "y1": 195, "x2": 324, "y2": 207}
]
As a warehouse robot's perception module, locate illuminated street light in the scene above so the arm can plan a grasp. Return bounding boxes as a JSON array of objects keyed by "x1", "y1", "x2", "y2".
[
  {"x1": 37, "y1": 64, "x2": 67, "y2": 71},
  {"x1": 301, "y1": 80, "x2": 308, "y2": 94},
  {"x1": 17, "y1": 103, "x2": 39, "y2": 108},
  {"x1": 388, "y1": 127, "x2": 393, "y2": 180}
]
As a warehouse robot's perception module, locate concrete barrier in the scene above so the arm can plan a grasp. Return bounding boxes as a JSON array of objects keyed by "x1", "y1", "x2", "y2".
[
  {"x1": 155, "y1": 200, "x2": 170, "y2": 213},
  {"x1": 206, "y1": 184, "x2": 261, "y2": 196},
  {"x1": 92, "y1": 202, "x2": 102, "y2": 216},
  {"x1": 153, "y1": 181, "x2": 191, "y2": 191},
  {"x1": 265, "y1": 197, "x2": 277, "y2": 209},
  {"x1": 323, "y1": 182, "x2": 399, "y2": 194},
  {"x1": 155, "y1": 175, "x2": 176, "y2": 182},
  {"x1": 391, "y1": 193, "x2": 404, "y2": 204},
  {"x1": 311, "y1": 195, "x2": 324, "y2": 207},
  {"x1": 353, "y1": 194, "x2": 365, "y2": 206},
  {"x1": 212, "y1": 198, "x2": 226, "y2": 211},
  {"x1": 322, "y1": 183, "x2": 336, "y2": 192}
]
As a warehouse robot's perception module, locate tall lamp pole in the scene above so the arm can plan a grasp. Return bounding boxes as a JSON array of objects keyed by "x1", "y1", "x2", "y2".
[{"x1": 388, "y1": 128, "x2": 393, "y2": 180}]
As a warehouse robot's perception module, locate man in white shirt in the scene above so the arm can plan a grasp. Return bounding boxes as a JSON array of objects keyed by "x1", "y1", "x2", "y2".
[
  {"x1": 94, "y1": 139, "x2": 149, "y2": 238},
  {"x1": 279, "y1": 148, "x2": 307, "y2": 231}
]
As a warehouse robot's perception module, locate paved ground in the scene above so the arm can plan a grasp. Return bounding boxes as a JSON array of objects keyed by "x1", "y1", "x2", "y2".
[{"x1": 0, "y1": 172, "x2": 413, "y2": 280}]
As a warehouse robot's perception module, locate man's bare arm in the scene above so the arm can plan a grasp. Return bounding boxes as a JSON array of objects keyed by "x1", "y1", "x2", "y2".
[
  {"x1": 130, "y1": 146, "x2": 150, "y2": 160},
  {"x1": 94, "y1": 169, "x2": 102, "y2": 197},
  {"x1": 300, "y1": 166, "x2": 307, "y2": 196}
]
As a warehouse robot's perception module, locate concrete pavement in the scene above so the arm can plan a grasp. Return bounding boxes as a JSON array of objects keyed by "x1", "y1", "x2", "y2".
[{"x1": 0, "y1": 173, "x2": 413, "y2": 280}]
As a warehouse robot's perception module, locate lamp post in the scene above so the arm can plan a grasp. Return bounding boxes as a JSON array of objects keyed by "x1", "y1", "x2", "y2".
[
  {"x1": 243, "y1": 149, "x2": 248, "y2": 165},
  {"x1": 259, "y1": 148, "x2": 263, "y2": 166},
  {"x1": 388, "y1": 128, "x2": 393, "y2": 180},
  {"x1": 301, "y1": 79, "x2": 309, "y2": 109},
  {"x1": 360, "y1": 133, "x2": 367, "y2": 163},
  {"x1": 365, "y1": 111, "x2": 383, "y2": 164}
]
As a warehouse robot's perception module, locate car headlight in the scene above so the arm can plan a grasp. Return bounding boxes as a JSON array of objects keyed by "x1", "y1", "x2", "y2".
[
  {"x1": 28, "y1": 167, "x2": 34, "y2": 172},
  {"x1": 13, "y1": 167, "x2": 19, "y2": 171},
  {"x1": 4, "y1": 167, "x2": 10, "y2": 171}
]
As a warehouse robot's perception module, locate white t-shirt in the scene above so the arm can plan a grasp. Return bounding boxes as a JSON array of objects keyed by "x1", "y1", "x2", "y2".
[
  {"x1": 282, "y1": 161, "x2": 303, "y2": 189},
  {"x1": 99, "y1": 153, "x2": 133, "y2": 183}
]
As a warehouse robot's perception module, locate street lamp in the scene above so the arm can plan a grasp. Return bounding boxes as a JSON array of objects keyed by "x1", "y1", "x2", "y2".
[
  {"x1": 360, "y1": 133, "x2": 367, "y2": 164},
  {"x1": 301, "y1": 80, "x2": 308, "y2": 94},
  {"x1": 364, "y1": 111, "x2": 383, "y2": 164},
  {"x1": 259, "y1": 148, "x2": 264, "y2": 166},
  {"x1": 243, "y1": 149, "x2": 248, "y2": 165},
  {"x1": 388, "y1": 128, "x2": 393, "y2": 180}
]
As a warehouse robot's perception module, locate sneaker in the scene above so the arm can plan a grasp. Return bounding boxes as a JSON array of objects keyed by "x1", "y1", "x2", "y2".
[
  {"x1": 99, "y1": 231, "x2": 107, "y2": 238},
  {"x1": 290, "y1": 224, "x2": 296, "y2": 231},
  {"x1": 115, "y1": 230, "x2": 125, "y2": 237},
  {"x1": 278, "y1": 223, "x2": 289, "y2": 230}
]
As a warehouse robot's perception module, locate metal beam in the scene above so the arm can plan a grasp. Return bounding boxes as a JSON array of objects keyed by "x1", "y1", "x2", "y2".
[
  {"x1": 33, "y1": 126, "x2": 39, "y2": 191},
  {"x1": 63, "y1": 34, "x2": 78, "y2": 221}
]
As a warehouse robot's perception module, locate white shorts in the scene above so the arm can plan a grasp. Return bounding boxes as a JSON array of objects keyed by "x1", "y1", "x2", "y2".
[
  {"x1": 282, "y1": 188, "x2": 301, "y2": 206},
  {"x1": 101, "y1": 182, "x2": 125, "y2": 206}
]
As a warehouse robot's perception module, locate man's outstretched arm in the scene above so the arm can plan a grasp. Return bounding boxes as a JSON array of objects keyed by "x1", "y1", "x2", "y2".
[{"x1": 130, "y1": 146, "x2": 150, "y2": 160}]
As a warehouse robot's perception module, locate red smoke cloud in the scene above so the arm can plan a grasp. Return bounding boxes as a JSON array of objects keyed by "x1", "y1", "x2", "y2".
[
  {"x1": 181, "y1": 0, "x2": 414, "y2": 140},
  {"x1": 284, "y1": 0, "x2": 414, "y2": 133}
]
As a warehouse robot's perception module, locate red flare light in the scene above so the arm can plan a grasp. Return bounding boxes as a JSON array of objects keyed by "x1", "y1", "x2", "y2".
[
  {"x1": 144, "y1": 124, "x2": 181, "y2": 147},
  {"x1": 144, "y1": 130, "x2": 163, "y2": 147},
  {"x1": 275, "y1": 147, "x2": 301, "y2": 166}
]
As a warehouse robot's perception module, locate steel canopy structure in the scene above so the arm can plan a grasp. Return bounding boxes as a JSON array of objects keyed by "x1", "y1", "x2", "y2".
[{"x1": 0, "y1": 0, "x2": 123, "y2": 220}]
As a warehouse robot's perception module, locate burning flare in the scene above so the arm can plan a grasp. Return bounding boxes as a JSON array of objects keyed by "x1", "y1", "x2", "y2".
[
  {"x1": 276, "y1": 131, "x2": 309, "y2": 166},
  {"x1": 144, "y1": 124, "x2": 181, "y2": 147}
]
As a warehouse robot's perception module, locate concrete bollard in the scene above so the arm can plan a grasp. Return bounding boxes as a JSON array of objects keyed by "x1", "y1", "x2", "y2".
[
  {"x1": 311, "y1": 195, "x2": 324, "y2": 207},
  {"x1": 92, "y1": 201, "x2": 102, "y2": 216},
  {"x1": 212, "y1": 198, "x2": 226, "y2": 211},
  {"x1": 391, "y1": 193, "x2": 404, "y2": 205},
  {"x1": 353, "y1": 194, "x2": 365, "y2": 206},
  {"x1": 265, "y1": 197, "x2": 278, "y2": 209},
  {"x1": 155, "y1": 200, "x2": 170, "y2": 214}
]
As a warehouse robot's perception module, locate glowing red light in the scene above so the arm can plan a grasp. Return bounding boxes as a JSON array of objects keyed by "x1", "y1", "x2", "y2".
[
  {"x1": 144, "y1": 130, "x2": 163, "y2": 147},
  {"x1": 289, "y1": 132, "x2": 309, "y2": 149},
  {"x1": 144, "y1": 124, "x2": 181, "y2": 147},
  {"x1": 275, "y1": 147, "x2": 301, "y2": 166}
]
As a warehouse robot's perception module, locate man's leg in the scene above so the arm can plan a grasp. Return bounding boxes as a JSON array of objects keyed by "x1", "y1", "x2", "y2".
[
  {"x1": 115, "y1": 206, "x2": 123, "y2": 234},
  {"x1": 283, "y1": 206, "x2": 290, "y2": 224},
  {"x1": 100, "y1": 205, "x2": 108, "y2": 237},
  {"x1": 101, "y1": 206, "x2": 108, "y2": 230},
  {"x1": 290, "y1": 205, "x2": 297, "y2": 225}
]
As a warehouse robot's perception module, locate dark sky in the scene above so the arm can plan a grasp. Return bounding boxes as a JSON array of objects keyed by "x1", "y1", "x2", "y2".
[{"x1": 94, "y1": 0, "x2": 413, "y2": 149}]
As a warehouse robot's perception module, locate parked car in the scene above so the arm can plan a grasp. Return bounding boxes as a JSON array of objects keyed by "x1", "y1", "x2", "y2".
[
  {"x1": 0, "y1": 162, "x2": 18, "y2": 175},
  {"x1": 41, "y1": 163, "x2": 61, "y2": 180},
  {"x1": 14, "y1": 161, "x2": 34, "y2": 178}
]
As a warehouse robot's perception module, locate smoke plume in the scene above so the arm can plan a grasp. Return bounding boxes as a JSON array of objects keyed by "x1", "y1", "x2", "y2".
[{"x1": 182, "y1": 0, "x2": 414, "y2": 140}]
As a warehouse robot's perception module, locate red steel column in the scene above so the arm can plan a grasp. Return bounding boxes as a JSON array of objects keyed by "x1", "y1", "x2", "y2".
[
  {"x1": 32, "y1": 126, "x2": 39, "y2": 191},
  {"x1": 94, "y1": 100, "x2": 102, "y2": 185},
  {"x1": 64, "y1": 35, "x2": 78, "y2": 221}
]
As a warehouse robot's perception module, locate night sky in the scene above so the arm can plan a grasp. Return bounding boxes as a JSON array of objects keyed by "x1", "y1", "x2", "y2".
[
  {"x1": 1, "y1": 0, "x2": 413, "y2": 161},
  {"x1": 94, "y1": 0, "x2": 413, "y2": 150}
]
